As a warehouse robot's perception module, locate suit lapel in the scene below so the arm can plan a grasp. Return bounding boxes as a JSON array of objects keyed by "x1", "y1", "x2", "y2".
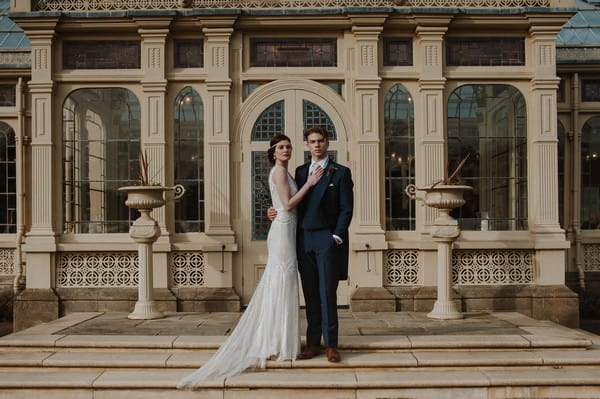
[
  {"x1": 296, "y1": 163, "x2": 310, "y2": 191},
  {"x1": 312, "y1": 161, "x2": 335, "y2": 204}
]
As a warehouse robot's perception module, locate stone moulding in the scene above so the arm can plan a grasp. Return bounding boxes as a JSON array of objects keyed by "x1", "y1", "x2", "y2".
[{"x1": 32, "y1": 0, "x2": 551, "y2": 11}]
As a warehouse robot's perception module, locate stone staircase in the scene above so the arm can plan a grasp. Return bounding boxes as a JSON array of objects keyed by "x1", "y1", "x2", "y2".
[{"x1": 0, "y1": 312, "x2": 599, "y2": 398}]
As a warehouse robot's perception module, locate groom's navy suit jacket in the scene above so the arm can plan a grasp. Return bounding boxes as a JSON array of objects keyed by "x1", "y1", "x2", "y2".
[{"x1": 295, "y1": 159, "x2": 353, "y2": 281}]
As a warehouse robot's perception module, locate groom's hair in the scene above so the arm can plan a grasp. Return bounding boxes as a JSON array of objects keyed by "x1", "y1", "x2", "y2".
[{"x1": 304, "y1": 126, "x2": 328, "y2": 142}]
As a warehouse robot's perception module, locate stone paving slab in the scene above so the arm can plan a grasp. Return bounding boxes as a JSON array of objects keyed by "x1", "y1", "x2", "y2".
[
  {"x1": 0, "y1": 350, "x2": 54, "y2": 366},
  {"x1": 0, "y1": 334, "x2": 66, "y2": 347},
  {"x1": 481, "y1": 367, "x2": 600, "y2": 386},
  {"x1": 354, "y1": 370, "x2": 491, "y2": 388},
  {"x1": 17, "y1": 313, "x2": 103, "y2": 335},
  {"x1": 522, "y1": 334, "x2": 593, "y2": 348},
  {"x1": 43, "y1": 351, "x2": 171, "y2": 367},
  {"x1": 407, "y1": 334, "x2": 531, "y2": 349},
  {"x1": 0, "y1": 370, "x2": 101, "y2": 388},
  {"x1": 291, "y1": 351, "x2": 418, "y2": 368},
  {"x1": 539, "y1": 349, "x2": 600, "y2": 365},
  {"x1": 55, "y1": 335, "x2": 178, "y2": 348},
  {"x1": 412, "y1": 350, "x2": 544, "y2": 367},
  {"x1": 225, "y1": 369, "x2": 357, "y2": 389},
  {"x1": 93, "y1": 370, "x2": 197, "y2": 389}
]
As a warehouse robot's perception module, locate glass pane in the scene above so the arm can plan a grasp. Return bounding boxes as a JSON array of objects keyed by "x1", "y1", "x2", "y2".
[
  {"x1": 250, "y1": 38, "x2": 337, "y2": 67},
  {"x1": 303, "y1": 100, "x2": 337, "y2": 140},
  {"x1": 0, "y1": 85, "x2": 16, "y2": 106},
  {"x1": 174, "y1": 87, "x2": 204, "y2": 233},
  {"x1": 252, "y1": 151, "x2": 272, "y2": 241},
  {"x1": 383, "y1": 38, "x2": 412, "y2": 66},
  {"x1": 384, "y1": 84, "x2": 415, "y2": 231},
  {"x1": 446, "y1": 38, "x2": 524, "y2": 66},
  {"x1": 448, "y1": 85, "x2": 527, "y2": 231},
  {"x1": 0, "y1": 122, "x2": 16, "y2": 233},
  {"x1": 581, "y1": 116, "x2": 600, "y2": 229},
  {"x1": 251, "y1": 101, "x2": 284, "y2": 141},
  {"x1": 582, "y1": 80, "x2": 600, "y2": 102},
  {"x1": 63, "y1": 41, "x2": 141, "y2": 69},
  {"x1": 558, "y1": 122, "x2": 565, "y2": 228},
  {"x1": 174, "y1": 40, "x2": 204, "y2": 68},
  {"x1": 62, "y1": 88, "x2": 141, "y2": 233}
]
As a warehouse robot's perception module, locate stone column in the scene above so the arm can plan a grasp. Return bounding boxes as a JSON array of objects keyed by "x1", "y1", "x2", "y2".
[
  {"x1": 413, "y1": 20, "x2": 451, "y2": 292},
  {"x1": 13, "y1": 18, "x2": 60, "y2": 331},
  {"x1": 189, "y1": 19, "x2": 239, "y2": 309},
  {"x1": 348, "y1": 15, "x2": 395, "y2": 312},
  {"x1": 135, "y1": 18, "x2": 176, "y2": 311},
  {"x1": 527, "y1": 21, "x2": 576, "y2": 325}
]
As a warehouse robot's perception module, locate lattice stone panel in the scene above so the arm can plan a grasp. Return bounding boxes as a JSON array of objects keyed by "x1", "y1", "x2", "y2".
[
  {"x1": 583, "y1": 244, "x2": 600, "y2": 272},
  {"x1": 33, "y1": 0, "x2": 550, "y2": 11},
  {"x1": 170, "y1": 251, "x2": 205, "y2": 287},
  {"x1": 56, "y1": 253, "x2": 138, "y2": 288},
  {"x1": 385, "y1": 250, "x2": 419, "y2": 286},
  {"x1": 452, "y1": 250, "x2": 534, "y2": 285},
  {"x1": 0, "y1": 249, "x2": 14, "y2": 275}
]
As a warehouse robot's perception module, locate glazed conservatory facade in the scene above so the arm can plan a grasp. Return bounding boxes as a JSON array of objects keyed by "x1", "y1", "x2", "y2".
[{"x1": 0, "y1": 0, "x2": 584, "y2": 330}]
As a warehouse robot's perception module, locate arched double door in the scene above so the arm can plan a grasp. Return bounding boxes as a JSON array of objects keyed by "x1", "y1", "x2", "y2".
[{"x1": 238, "y1": 81, "x2": 349, "y2": 304}]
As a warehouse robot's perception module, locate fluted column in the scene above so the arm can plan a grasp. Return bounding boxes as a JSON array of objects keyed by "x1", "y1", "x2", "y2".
[
  {"x1": 414, "y1": 22, "x2": 449, "y2": 236},
  {"x1": 204, "y1": 21, "x2": 235, "y2": 238},
  {"x1": 137, "y1": 18, "x2": 171, "y2": 232},
  {"x1": 13, "y1": 18, "x2": 60, "y2": 331},
  {"x1": 349, "y1": 15, "x2": 391, "y2": 306},
  {"x1": 527, "y1": 23, "x2": 571, "y2": 285}
]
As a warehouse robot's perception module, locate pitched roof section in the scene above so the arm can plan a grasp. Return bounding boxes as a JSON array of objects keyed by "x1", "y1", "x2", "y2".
[
  {"x1": 0, "y1": 0, "x2": 29, "y2": 50},
  {"x1": 557, "y1": 0, "x2": 600, "y2": 46}
]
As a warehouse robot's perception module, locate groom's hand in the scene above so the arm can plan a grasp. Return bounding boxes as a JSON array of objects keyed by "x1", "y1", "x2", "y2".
[{"x1": 267, "y1": 207, "x2": 277, "y2": 221}]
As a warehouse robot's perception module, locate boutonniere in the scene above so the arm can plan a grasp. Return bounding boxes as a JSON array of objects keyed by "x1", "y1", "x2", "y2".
[{"x1": 325, "y1": 160, "x2": 338, "y2": 176}]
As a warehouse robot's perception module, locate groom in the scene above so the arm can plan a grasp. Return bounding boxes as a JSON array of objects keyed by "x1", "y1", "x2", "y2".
[{"x1": 294, "y1": 126, "x2": 353, "y2": 363}]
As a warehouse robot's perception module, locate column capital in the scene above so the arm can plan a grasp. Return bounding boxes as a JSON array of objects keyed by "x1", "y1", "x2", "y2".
[{"x1": 135, "y1": 16, "x2": 173, "y2": 33}]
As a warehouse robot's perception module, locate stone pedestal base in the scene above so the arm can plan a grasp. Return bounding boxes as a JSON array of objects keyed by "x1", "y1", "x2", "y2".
[
  {"x1": 388, "y1": 284, "x2": 579, "y2": 328},
  {"x1": 56, "y1": 288, "x2": 176, "y2": 314},
  {"x1": 173, "y1": 287, "x2": 241, "y2": 312},
  {"x1": 13, "y1": 288, "x2": 59, "y2": 332},
  {"x1": 350, "y1": 287, "x2": 396, "y2": 312}
]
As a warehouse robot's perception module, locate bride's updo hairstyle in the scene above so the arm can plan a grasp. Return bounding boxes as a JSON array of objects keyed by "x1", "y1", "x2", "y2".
[{"x1": 268, "y1": 134, "x2": 292, "y2": 165}]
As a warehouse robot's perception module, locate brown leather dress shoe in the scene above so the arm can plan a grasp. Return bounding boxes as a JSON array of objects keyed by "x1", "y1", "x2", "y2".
[
  {"x1": 326, "y1": 347, "x2": 341, "y2": 363},
  {"x1": 297, "y1": 345, "x2": 321, "y2": 360}
]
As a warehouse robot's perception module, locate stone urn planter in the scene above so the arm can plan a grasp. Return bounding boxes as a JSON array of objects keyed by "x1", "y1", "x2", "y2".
[
  {"x1": 119, "y1": 185, "x2": 183, "y2": 320},
  {"x1": 406, "y1": 183, "x2": 472, "y2": 320}
]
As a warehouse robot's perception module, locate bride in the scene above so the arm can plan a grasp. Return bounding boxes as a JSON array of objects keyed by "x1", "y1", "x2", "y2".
[{"x1": 177, "y1": 134, "x2": 323, "y2": 389}]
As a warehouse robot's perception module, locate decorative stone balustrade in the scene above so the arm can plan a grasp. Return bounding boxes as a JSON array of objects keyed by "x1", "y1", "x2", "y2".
[{"x1": 32, "y1": 0, "x2": 551, "y2": 12}]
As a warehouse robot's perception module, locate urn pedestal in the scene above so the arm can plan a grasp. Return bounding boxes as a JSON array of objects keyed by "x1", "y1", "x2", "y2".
[
  {"x1": 118, "y1": 185, "x2": 172, "y2": 320},
  {"x1": 407, "y1": 184, "x2": 472, "y2": 320}
]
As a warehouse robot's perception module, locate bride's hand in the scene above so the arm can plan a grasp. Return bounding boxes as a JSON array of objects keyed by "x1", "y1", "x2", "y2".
[{"x1": 307, "y1": 166, "x2": 324, "y2": 186}]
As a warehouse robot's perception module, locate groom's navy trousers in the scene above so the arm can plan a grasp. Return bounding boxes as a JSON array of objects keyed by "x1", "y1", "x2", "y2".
[{"x1": 295, "y1": 161, "x2": 353, "y2": 349}]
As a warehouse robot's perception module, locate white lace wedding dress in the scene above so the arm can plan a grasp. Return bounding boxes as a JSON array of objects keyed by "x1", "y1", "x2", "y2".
[{"x1": 177, "y1": 168, "x2": 300, "y2": 389}]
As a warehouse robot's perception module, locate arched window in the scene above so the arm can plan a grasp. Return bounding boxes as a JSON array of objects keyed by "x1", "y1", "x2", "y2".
[
  {"x1": 0, "y1": 122, "x2": 16, "y2": 233},
  {"x1": 581, "y1": 116, "x2": 600, "y2": 229},
  {"x1": 557, "y1": 121, "x2": 566, "y2": 228},
  {"x1": 447, "y1": 85, "x2": 527, "y2": 231},
  {"x1": 63, "y1": 88, "x2": 141, "y2": 233},
  {"x1": 384, "y1": 84, "x2": 415, "y2": 230},
  {"x1": 174, "y1": 87, "x2": 204, "y2": 233}
]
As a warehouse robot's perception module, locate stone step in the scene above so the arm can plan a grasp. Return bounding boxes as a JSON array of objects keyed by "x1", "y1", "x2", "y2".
[
  {"x1": 2, "y1": 347, "x2": 600, "y2": 370},
  {"x1": 0, "y1": 333, "x2": 592, "y2": 351},
  {"x1": 0, "y1": 367, "x2": 599, "y2": 399}
]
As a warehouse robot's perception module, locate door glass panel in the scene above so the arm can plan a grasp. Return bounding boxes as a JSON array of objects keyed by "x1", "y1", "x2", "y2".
[
  {"x1": 252, "y1": 151, "x2": 272, "y2": 240},
  {"x1": 251, "y1": 100, "x2": 284, "y2": 141},
  {"x1": 303, "y1": 100, "x2": 337, "y2": 140}
]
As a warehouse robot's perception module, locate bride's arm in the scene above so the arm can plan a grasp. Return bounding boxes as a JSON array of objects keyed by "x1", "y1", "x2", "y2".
[{"x1": 272, "y1": 165, "x2": 323, "y2": 212}]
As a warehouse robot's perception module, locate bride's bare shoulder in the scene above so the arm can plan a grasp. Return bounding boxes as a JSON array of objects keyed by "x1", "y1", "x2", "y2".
[{"x1": 270, "y1": 165, "x2": 287, "y2": 182}]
